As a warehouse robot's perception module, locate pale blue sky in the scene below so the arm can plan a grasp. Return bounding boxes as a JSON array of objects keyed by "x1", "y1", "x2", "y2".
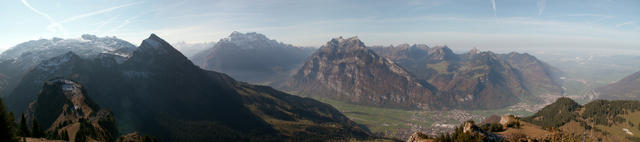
[{"x1": 1, "y1": 0, "x2": 639, "y2": 54}]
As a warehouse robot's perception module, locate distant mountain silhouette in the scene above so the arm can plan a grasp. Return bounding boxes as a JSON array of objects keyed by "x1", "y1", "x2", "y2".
[{"x1": 191, "y1": 32, "x2": 314, "y2": 84}]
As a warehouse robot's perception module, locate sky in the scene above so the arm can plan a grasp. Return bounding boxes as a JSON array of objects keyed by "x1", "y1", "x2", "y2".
[{"x1": 1, "y1": 0, "x2": 639, "y2": 54}]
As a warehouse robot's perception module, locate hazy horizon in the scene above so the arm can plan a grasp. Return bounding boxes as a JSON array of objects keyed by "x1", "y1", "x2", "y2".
[{"x1": 1, "y1": 0, "x2": 639, "y2": 54}]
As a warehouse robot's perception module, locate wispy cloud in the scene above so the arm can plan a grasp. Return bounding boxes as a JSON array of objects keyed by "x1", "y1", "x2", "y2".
[
  {"x1": 108, "y1": 13, "x2": 144, "y2": 34},
  {"x1": 21, "y1": 0, "x2": 68, "y2": 36},
  {"x1": 616, "y1": 21, "x2": 635, "y2": 27},
  {"x1": 537, "y1": 0, "x2": 546, "y2": 16},
  {"x1": 490, "y1": 0, "x2": 496, "y2": 16},
  {"x1": 92, "y1": 16, "x2": 119, "y2": 34}
]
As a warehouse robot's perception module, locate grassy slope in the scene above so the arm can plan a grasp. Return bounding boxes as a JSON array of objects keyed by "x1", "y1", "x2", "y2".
[{"x1": 593, "y1": 111, "x2": 640, "y2": 141}]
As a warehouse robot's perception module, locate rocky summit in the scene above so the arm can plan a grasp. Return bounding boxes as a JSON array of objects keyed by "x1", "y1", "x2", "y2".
[{"x1": 26, "y1": 79, "x2": 118, "y2": 142}]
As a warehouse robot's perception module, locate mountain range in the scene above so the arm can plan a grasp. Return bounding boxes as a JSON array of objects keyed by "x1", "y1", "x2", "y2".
[
  {"x1": 191, "y1": 32, "x2": 314, "y2": 84},
  {"x1": 372, "y1": 45, "x2": 563, "y2": 104},
  {"x1": 285, "y1": 37, "x2": 563, "y2": 110},
  {"x1": 0, "y1": 32, "x2": 572, "y2": 141},
  {"x1": 2, "y1": 34, "x2": 371, "y2": 141}
]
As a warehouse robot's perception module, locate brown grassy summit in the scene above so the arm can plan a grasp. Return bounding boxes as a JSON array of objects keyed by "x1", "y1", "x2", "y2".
[{"x1": 409, "y1": 98, "x2": 640, "y2": 141}]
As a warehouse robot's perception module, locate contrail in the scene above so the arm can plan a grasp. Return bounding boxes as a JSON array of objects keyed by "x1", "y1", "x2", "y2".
[
  {"x1": 92, "y1": 16, "x2": 119, "y2": 34},
  {"x1": 21, "y1": 0, "x2": 67, "y2": 36},
  {"x1": 490, "y1": 0, "x2": 496, "y2": 17},
  {"x1": 537, "y1": 0, "x2": 546, "y2": 16},
  {"x1": 53, "y1": 2, "x2": 143, "y2": 26},
  {"x1": 109, "y1": 13, "x2": 144, "y2": 34}
]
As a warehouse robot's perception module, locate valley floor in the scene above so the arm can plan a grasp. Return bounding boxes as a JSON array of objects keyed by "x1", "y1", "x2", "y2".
[{"x1": 312, "y1": 96, "x2": 552, "y2": 139}]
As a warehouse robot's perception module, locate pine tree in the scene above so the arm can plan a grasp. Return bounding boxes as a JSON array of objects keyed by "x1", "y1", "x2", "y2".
[
  {"x1": 444, "y1": 133, "x2": 451, "y2": 142},
  {"x1": 31, "y1": 118, "x2": 44, "y2": 138},
  {"x1": 0, "y1": 98, "x2": 18, "y2": 142},
  {"x1": 61, "y1": 130, "x2": 69, "y2": 140},
  {"x1": 18, "y1": 114, "x2": 30, "y2": 137}
]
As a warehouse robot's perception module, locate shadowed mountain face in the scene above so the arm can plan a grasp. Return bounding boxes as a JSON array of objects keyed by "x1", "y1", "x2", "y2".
[
  {"x1": 4, "y1": 34, "x2": 371, "y2": 141},
  {"x1": 597, "y1": 71, "x2": 640, "y2": 100},
  {"x1": 191, "y1": 32, "x2": 314, "y2": 85},
  {"x1": 0, "y1": 34, "x2": 136, "y2": 97},
  {"x1": 371, "y1": 45, "x2": 563, "y2": 106},
  {"x1": 27, "y1": 79, "x2": 118, "y2": 142},
  {"x1": 0, "y1": 74, "x2": 6, "y2": 95}
]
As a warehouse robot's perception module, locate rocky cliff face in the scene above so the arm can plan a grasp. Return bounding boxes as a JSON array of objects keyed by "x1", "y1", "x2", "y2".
[
  {"x1": 191, "y1": 32, "x2": 314, "y2": 84},
  {"x1": 288, "y1": 37, "x2": 445, "y2": 109},
  {"x1": 26, "y1": 79, "x2": 118, "y2": 142}
]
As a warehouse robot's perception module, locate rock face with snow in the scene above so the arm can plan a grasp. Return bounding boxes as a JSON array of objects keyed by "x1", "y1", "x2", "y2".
[
  {"x1": 191, "y1": 32, "x2": 314, "y2": 84},
  {"x1": 0, "y1": 34, "x2": 136, "y2": 97},
  {"x1": 5, "y1": 34, "x2": 371, "y2": 141},
  {"x1": 26, "y1": 79, "x2": 118, "y2": 142}
]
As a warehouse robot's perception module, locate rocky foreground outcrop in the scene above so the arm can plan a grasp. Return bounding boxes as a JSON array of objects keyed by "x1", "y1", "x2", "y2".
[{"x1": 26, "y1": 79, "x2": 118, "y2": 142}]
